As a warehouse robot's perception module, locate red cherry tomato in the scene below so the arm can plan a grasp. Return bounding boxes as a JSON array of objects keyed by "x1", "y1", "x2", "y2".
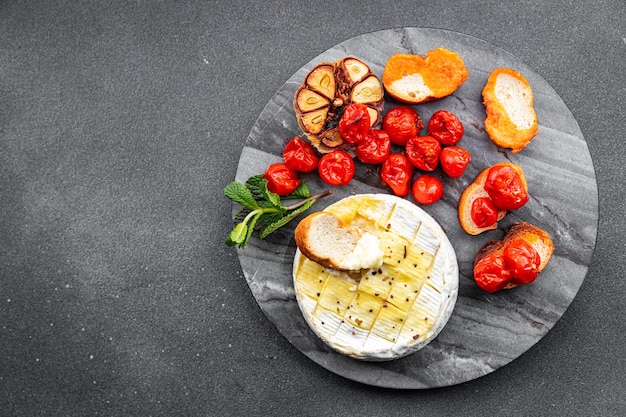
[
  {"x1": 471, "y1": 197, "x2": 499, "y2": 228},
  {"x1": 263, "y1": 163, "x2": 301, "y2": 196},
  {"x1": 412, "y1": 175, "x2": 444, "y2": 205},
  {"x1": 282, "y1": 136, "x2": 319, "y2": 173},
  {"x1": 504, "y1": 239, "x2": 541, "y2": 284},
  {"x1": 318, "y1": 150, "x2": 355, "y2": 186},
  {"x1": 405, "y1": 136, "x2": 441, "y2": 171},
  {"x1": 338, "y1": 103, "x2": 370, "y2": 144},
  {"x1": 428, "y1": 110, "x2": 464, "y2": 145},
  {"x1": 380, "y1": 154, "x2": 414, "y2": 196},
  {"x1": 382, "y1": 106, "x2": 424, "y2": 146},
  {"x1": 484, "y1": 165, "x2": 529, "y2": 211},
  {"x1": 473, "y1": 253, "x2": 512, "y2": 293},
  {"x1": 356, "y1": 129, "x2": 391, "y2": 164},
  {"x1": 440, "y1": 146, "x2": 471, "y2": 178}
]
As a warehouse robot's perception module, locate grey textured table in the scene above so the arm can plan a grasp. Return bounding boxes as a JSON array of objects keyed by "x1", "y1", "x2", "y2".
[{"x1": 1, "y1": 1, "x2": 624, "y2": 416}]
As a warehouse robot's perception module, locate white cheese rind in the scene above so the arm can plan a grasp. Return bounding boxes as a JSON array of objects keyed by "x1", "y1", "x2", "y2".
[{"x1": 293, "y1": 194, "x2": 459, "y2": 361}]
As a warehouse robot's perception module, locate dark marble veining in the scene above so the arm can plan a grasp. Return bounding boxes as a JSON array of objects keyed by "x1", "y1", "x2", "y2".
[{"x1": 233, "y1": 28, "x2": 598, "y2": 388}]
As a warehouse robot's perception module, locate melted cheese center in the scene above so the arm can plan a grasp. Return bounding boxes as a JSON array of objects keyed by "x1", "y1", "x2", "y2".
[{"x1": 336, "y1": 232, "x2": 384, "y2": 271}]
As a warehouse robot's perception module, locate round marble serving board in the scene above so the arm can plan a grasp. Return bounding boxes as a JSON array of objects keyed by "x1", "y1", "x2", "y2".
[{"x1": 232, "y1": 28, "x2": 598, "y2": 389}]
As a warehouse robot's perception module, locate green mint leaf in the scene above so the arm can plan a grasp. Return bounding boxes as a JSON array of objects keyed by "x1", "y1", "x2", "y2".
[
  {"x1": 226, "y1": 172, "x2": 331, "y2": 249},
  {"x1": 245, "y1": 174, "x2": 283, "y2": 209},
  {"x1": 256, "y1": 211, "x2": 283, "y2": 230},
  {"x1": 264, "y1": 188, "x2": 283, "y2": 209},
  {"x1": 225, "y1": 222, "x2": 248, "y2": 247},
  {"x1": 259, "y1": 200, "x2": 315, "y2": 239},
  {"x1": 224, "y1": 182, "x2": 260, "y2": 210},
  {"x1": 234, "y1": 208, "x2": 249, "y2": 224},
  {"x1": 245, "y1": 175, "x2": 267, "y2": 200},
  {"x1": 241, "y1": 211, "x2": 263, "y2": 248},
  {"x1": 283, "y1": 181, "x2": 310, "y2": 199}
]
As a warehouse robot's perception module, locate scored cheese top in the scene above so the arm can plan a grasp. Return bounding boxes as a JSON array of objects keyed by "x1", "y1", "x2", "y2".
[{"x1": 293, "y1": 194, "x2": 459, "y2": 361}]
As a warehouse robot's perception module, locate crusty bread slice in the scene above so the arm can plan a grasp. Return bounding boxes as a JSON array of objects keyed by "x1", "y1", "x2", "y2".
[
  {"x1": 458, "y1": 162, "x2": 526, "y2": 235},
  {"x1": 474, "y1": 222, "x2": 554, "y2": 290},
  {"x1": 482, "y1": 68, "x2": 538, "y2": 153},
  {"x1": 294, "y1": 212, "x2": 360, "y2": 271},
  {"x1": 382, "y1": 48, "x2": 468, "y2": 104}
]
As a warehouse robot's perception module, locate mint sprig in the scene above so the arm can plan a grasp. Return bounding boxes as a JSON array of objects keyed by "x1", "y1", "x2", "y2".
[{"x1": 225, "y1": 174, "x2": 331, "y2": 249}]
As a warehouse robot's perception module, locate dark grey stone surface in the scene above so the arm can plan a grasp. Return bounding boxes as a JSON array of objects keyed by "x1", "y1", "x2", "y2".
[{"x1": 1, "y1": 0, "x2": 624, "y2": 415}]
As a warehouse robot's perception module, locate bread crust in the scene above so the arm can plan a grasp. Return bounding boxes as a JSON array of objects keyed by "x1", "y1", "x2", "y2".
[
  {"x1": 458, "y1": 162, "x2": 526, "y2": 235},
  {"x1": 474, "y1": 222, "x2": 554, "y2": 290},
  {"x1": 482, "y1": 68, "x2": 538, "y2": 153},
  {"x1": 382, "y1": 48, "x2": 468, "y2": 104}
]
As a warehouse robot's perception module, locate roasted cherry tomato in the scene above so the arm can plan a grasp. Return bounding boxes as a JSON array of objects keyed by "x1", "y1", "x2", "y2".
[
  {"x1": 412, "y1": 175, "x2": 444, "y2": 205},
  {"x1": 338, "y1": 103, "x2": 370, "y2": 144},
  {"x1": 382, "y1": 106, "x2": 424, "y2": 146},
  {"x1": 356, "y1": 129, "x2": 391, "y2": 165},
  {"x1": 473, "y1": 253, "x2": 512, "y2": 293},
  {"x1": 282, "y1": 136, "x2": 319, "y2": 173},
  {"x1": 428, "y1": 110, "x2": 464, "y2": 145},
  {"x1": 471, "y1": 197, "x2": 499, "y2": 228},
  {"x1": 380, "y1": 154, "x2": 414, "y2": 196},
  {"x1": 318, "y1": 150, "x2": 355, "y2": 186},
  {"x1": 504, "y1": 239, "x2": 541, "y2": 284},
  {"x1": 405, "y1": 135, "x2": 441, "y2": 171},
  {"x1": 440, "y1": 146, "x2": 471, "y2": 178},
  {"x1": 263, "y1": 163, "x2": 301, "y2": 196},
  {"x1": 484, "y1": 165, "x2": 529, "y2": 211}
]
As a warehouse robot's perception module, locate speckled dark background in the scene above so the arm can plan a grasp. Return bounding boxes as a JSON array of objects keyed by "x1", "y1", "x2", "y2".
[{"x1": 1, "y1": 1, "x2": 624, "y2": 416}]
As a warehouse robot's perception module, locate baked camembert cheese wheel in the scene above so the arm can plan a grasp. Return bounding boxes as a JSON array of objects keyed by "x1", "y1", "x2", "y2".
[{"x1": 292, "y1": 194, "x2": 459, "y2": 361}]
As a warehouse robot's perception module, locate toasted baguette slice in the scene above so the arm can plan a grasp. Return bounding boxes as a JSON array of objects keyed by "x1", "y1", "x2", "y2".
[
  {"x1": 482, "y1": 68, "x2": 538, "y2": 153},
  {"x1": 382, "y1": 48, "x2": 468, "y2": 104},
  {"x1": 295, "y1": 211, "x2": 383, "y2": 271},
  {"x1": 294, "y1": 212, "x2": 357, "y2": 270},
  {"x1": 474, "y1": 222, "x2": 554, "y2": 290},
  {"x1": 458, "y1": 162, "x2": 527, "y2": 235}
]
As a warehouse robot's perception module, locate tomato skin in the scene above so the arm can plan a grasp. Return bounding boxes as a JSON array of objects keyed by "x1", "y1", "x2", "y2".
[
  {"x1": 412, "y1": 175, "x2": 444, "y2": 205},
  {"x1": 380, "y1": 154, "x2": 414, "y2": 197},
  {"x1": 356, "y1": 129, "x2": 391, "y2": 164},
  {"x1": 263, "y1": 163, "x2": 301, "y2": 196},
  {"x1": 440, "y1": 146, "x2": 471, "y2": 178},
  {"x1": 473, "y1": 253, "x2": 512, "y2": 293},
  {"x1": 484, "y1": 165, "x2": 529, "y2": 211},
  {"x1": 338, "y1": 103, "x2": 371, "y2": 144},
  {"x1": 428, "y1": 110, "x2": 464, "y2": 145},
  {"x1": 471, "y1": 196, "x2": 499, "y2": 228},
  {"x1": 504, "y1": 239, "x2": 541, "y2": 284},
  {"x1": 318, "y1": 150, "x2": 355, "y2": 186},
  {"x1": 282, "y1": 136, "x2": 319, "y2": 173},
  {"x1": 382, "y1": 106, "x2": 424, "y2": 146},
  {"x1": 405, "y1": 135, "x2": 441, "y2": 171}
]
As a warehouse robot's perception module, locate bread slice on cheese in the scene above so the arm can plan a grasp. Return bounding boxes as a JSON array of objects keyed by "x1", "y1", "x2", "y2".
[
  {"x1": 294, "y1": 211, "x2": 383, "y2": 272},
  {"x1": 482, "y1": 68, "x2": 539, "y2": 153},
  {"x1": 292, "y1": 194, "x2": 459, "y2": 361}
]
